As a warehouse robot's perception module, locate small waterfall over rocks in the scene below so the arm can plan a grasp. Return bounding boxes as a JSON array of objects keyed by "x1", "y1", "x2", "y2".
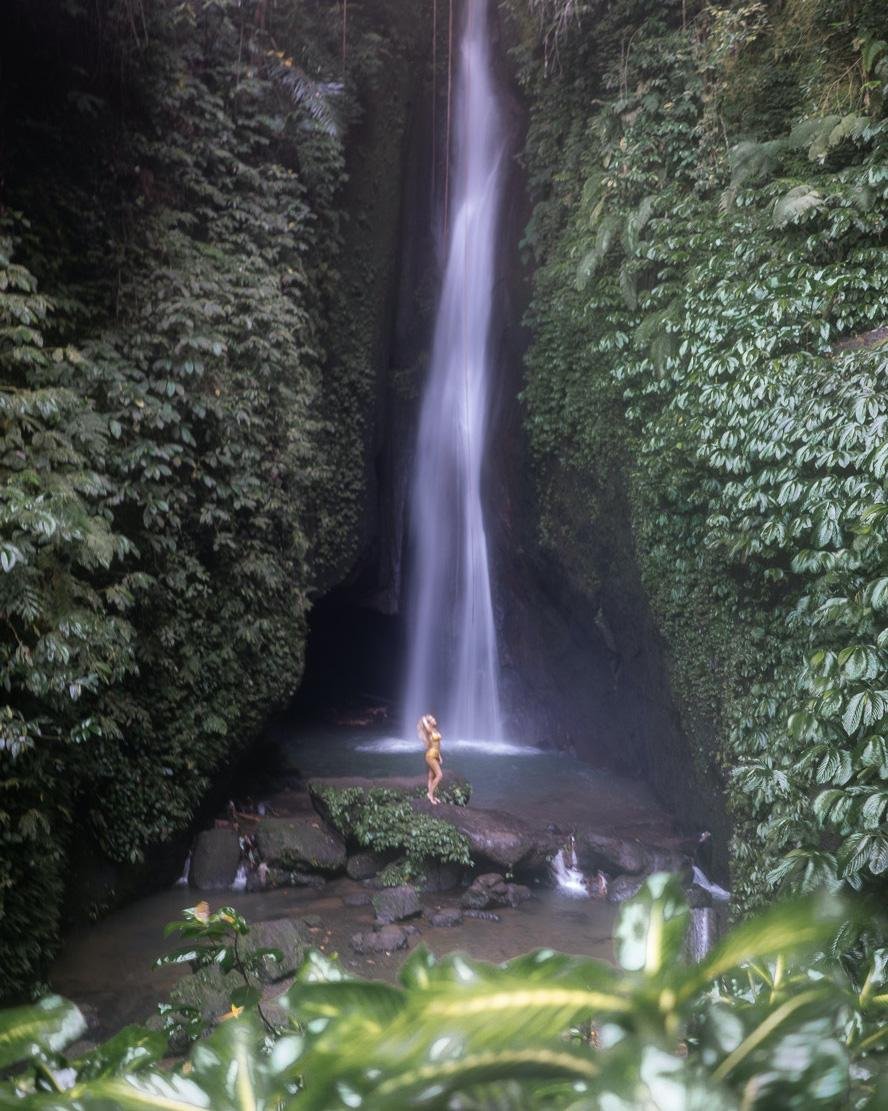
[
  {"x1": 551, "y1": 835, "x2": 608, "y2": 899},
  {"x1": 551, "y1": 836, "x2": 588, "y2": 897},
  {"x1": 691, "y1": 865, "x2": 730, "y2": 903},
  {"x1": 403, "y1": 0, "x2": 505, "y2": 742}
]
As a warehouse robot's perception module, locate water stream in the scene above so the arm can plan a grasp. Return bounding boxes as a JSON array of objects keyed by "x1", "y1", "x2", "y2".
[
  {"x1": 551, "y1": 836, "x2": 588, "y2": 897},
  {"x1": 404, "y1": 0, "x2": 505, "y2": 742},
  {"x1": 52, "y1": 728, "x2": 675, "y2": 1036}
]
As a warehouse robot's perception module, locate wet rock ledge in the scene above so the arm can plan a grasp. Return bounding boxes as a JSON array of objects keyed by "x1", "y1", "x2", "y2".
[{"x1": 186, "y1": 772, "x2": 711, "y2": 910}]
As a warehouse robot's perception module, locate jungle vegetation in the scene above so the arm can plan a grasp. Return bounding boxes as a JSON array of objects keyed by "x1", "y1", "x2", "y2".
[
  {"x1": 1, "y1": 0, "x2": 886, "y2": 1081},
  {"x1": 507, "y1": 0, "x2": 888, "y2": 924},
  {"x1": 1, "y1": 880, "x2": 886, "y2": 1107},
  {"x1": 0, "y1": 0, "x2": 430, "y2": 997}
]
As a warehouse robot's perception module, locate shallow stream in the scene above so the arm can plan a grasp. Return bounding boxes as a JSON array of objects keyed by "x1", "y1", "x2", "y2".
[{"x1": 51, "y1": 726, "x2": 675, "y2": 1038}]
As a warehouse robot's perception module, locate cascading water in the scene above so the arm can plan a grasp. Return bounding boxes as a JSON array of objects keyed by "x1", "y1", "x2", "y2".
[
  {"x1": 551, "y1": 835, "x2": 608, "y2": 899},
  {"x1": 551, "y1": 836, "x2": 588, "y2": 898},
  {"x1": 404, "y1": 0, "x2": 505, "y2": 742}
]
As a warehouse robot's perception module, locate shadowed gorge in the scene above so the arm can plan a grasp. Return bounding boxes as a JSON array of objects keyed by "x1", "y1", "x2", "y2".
[{"x1": 1, "y1": 3, "x2": 887, "y2": 1102}]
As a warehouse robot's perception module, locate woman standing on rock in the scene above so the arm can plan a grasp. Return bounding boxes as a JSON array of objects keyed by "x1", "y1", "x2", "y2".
[{"x1": 418, "y1": 714, "x2": 443, "y2": 804}]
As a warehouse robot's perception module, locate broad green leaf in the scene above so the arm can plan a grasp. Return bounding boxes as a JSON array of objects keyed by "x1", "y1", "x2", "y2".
[
  {"x1": 74, "y1": 1024, "x2": 168, "y2": 1080},
  {"x1": 0, "y1": 996, "x2": 85, "y2": 1069},
  {"x1": 688, "y1": 895, "x2": 846, "y2": 994},
  {"x1": 614, "y1": 873, "x2": 689, "y2": 975}
]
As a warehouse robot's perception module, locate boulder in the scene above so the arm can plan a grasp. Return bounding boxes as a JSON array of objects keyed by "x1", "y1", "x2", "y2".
[
  {"x1": 461, "y1": 873, "x2": 506, "y2": 909},
  {"x1": 372, "y1": 884, "x2": 421, "y2": 924},
  {"x1": 169, "y1": 964, "x2": 242, "y2": 1021},
  {"x1": 188, "y1": 828, "x2": 241, "y2": 891},
  {"x1": 504, "y1": 883, "x2": 532, "y2": 908},
  {"x1": 350, "y1": 925, "x2": 408, "y2": 954},
  {"x1": 265, "y1": 867, "x2": 327, "y2": 889},
  {"x1": 645, "y1": 848, "x2": 693, "y2": 881},
  {"x1": 410, "y1": 801, "x2": 547, "y2": 870},
  {"x1": 575, "y1": 829, "x2": 691, "y2": 879},
  {"x1": 419, "y1": 860, "x2": 463, "y2": 893},
  {"x1": 243, "y1": 918, "x2": 310, "y2": 983},
  {"x1": 255, "y1": 816, "x2": 346, "y2": 873},
  {"x1": 427, "y1": 907, "x2": 463, "y2": 928},
  {"x1": 461, "y1": 873, "x2": 530, "y2": 910},
  {"x1": 343, "y1": 891, "x2": 372, "y2": 907},
  {"x1": 258, "y1": 996, "x2": 289, "y2": 1031},
  {"x1": 575, "y1": 831, "x2": 648, "y2": 876},
  {"x1": 461, "y1": 885, "x2": 492, "y2": 910},
  {"x1": 606, "y1": 875, "x2": 645, "y2": 903},
  {"x1": 346, "y1": 851, "x2": 389, "y2": 881}
]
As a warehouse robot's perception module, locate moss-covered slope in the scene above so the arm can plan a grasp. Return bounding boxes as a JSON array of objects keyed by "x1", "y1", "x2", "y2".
[
  {"x1": 505, "y1": 0, "x2": 888, "y2": 911},
  {"x1": 0, "y1": 0, "x2": 431, "y2": 997}
]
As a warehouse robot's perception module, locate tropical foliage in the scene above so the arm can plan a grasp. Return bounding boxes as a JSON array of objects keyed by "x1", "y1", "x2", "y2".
[
  {"x1": 508, "y1": 0, "x2": 888, "y2": 923},
  {"x1": 316, "y1": 784, "x2": 474, "y2": 884},
  {"x1": 1, "y1": 879, "x2": 886, "y2": 1107},
  {"x1": 0, "y1": 0, "x2": 430, "y2": 997}
]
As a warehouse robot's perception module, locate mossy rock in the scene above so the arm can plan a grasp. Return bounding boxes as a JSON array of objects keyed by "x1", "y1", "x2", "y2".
[
  {"x1": 169, "y1": 964, "x2": 244, "y2": 1021},
  {"x1": 245, "y1": 917, "x2": 311, "y2": 983},
  {"x1": 308, "y1": 773, "x2": 472, "y2": 816},
  {"x1": 255, "y1": 817, "x2": 346, "y2": 873}
]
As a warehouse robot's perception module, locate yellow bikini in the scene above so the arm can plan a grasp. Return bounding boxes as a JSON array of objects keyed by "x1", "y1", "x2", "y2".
[{"x1": 424, "y1": 729, "x2": 442, "y2": 769}]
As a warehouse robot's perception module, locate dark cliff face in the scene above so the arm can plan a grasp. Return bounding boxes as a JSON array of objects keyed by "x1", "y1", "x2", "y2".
[
  {"x1": 300, "y1": 2, "x2": 727, "y2": 871},
  {"x1": 479, "y1": 14, "x2": 728, "y2": 870}
]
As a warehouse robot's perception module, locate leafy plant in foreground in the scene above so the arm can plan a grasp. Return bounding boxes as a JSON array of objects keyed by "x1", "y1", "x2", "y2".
[
  {"x1": 155, "y1": 902, "x2": 284, "y2": 1040},
  {"x1": 1, "y1": 877, "x2": 886, "y2": 1107}
]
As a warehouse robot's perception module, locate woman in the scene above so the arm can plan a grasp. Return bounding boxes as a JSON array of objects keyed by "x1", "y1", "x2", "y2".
[{"x1": 418, "y1": 713, "x2": 443, "y2": 804}]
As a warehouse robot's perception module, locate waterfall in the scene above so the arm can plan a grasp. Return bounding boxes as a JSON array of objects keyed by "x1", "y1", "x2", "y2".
[
  {"x1": 550, "y1": 836, "x2": 608, "y2": 898},
  {"x1": 551, "y1": 837, "x2": 588, "y2": 897},
  {"x1": 403, "y1": 0, "x2": 505, "y2": 742},
  {"x1": 691, "y1": 865, "x2": 731, "y2": 903}
]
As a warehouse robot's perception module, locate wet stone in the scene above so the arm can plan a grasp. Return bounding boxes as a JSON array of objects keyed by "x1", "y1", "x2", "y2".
[
  {"x1": 505, "y1": 883, "x2": 532, "y2": 907},
  {"x1": 461, "y1": 873, "x2": 504, "y2": 910},
  {"x1": 461, "y1": 885, "x2": 492, "y2": 910},
  {"x1": 265, "y1": 867, "x2": 326, "y2": 890},
  {"x1": 342, "y1": 891, "x2": 372, "y2": 907},
  {"x1": 346, "y1": 851, "x2": 388, "y2": 881},
  {"x1": 461, "y1": 873, "x2": 529, "y2": 910},
  {"x1": 168, "y1": 964, "x2": 243, "y2": 1021},
  {"x1": 244, "y1": 918, "x2": 310, "y2": 983},
  {"x1": 188, "y1": 828, "x2": 241, "y2": 891},
  {"x1": 419, "y1": 861, "x2": 463, "y2": 893},
  {"x1": 350, "y1": 925, "x2": 408, "y2": 954},
  {"x1": 372, "y1": 884, "x2": 421, "y2": 924},
  {"x1": 428, "y1": 908, "x2": 463, "y2": 928},
  {"x1": 607, "y1": 875, "x2": 645, "y2": 903},
  {"x1": 255, "y1": 816, "x2": 346, "y2": 873}
]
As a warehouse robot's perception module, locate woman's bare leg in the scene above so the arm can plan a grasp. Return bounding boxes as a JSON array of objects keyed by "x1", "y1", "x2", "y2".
[{"x1": 428, "y1": 762, "x2": 443, "y2": 804}]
